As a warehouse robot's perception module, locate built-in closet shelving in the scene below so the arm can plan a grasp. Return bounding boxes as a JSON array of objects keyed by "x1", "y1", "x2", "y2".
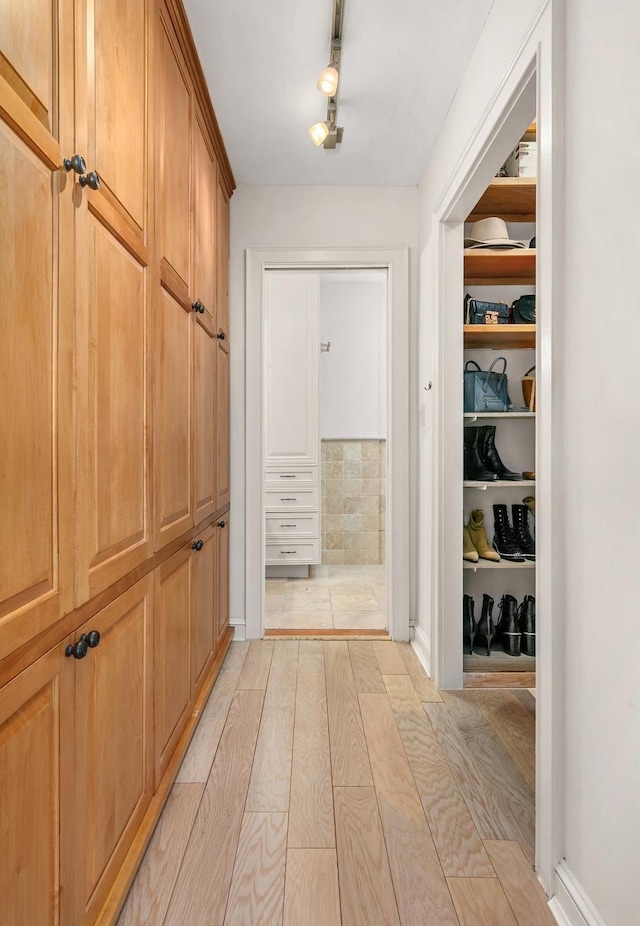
[{"x1": 463, "y1": 126, "x2": 537, "y2": 688}]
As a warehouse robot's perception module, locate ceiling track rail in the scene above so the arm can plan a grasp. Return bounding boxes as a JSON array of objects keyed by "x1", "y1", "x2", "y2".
[{"x1": 323, "y1": 0, "x2": 345, "y2": 148}]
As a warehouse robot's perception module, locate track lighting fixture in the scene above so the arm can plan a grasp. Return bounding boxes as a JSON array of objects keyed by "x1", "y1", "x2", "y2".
[{"x1": 307, "y1": 0, "x2": 345, "y2": 149}]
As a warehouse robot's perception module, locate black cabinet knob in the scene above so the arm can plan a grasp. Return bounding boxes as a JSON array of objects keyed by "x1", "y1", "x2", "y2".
[
  {"x1": 65, "y1": 634, "x2": 88, "y2": 659},
  {"x1": 217, "y1": 330, "x2": 226, "y2": 341},
  {"x1": 192, "y1": 539, "x2": 204, "y2": 551},
  {"x1": 87, "y1": 630, "x2": 101, "y2": 649},
  {"x1": 192, "y1": 300, "x2": 205, "y2": 314},
  {"x1": 217, "y1": 520, "x2": 226, "y2": 529},
  {"x1": 79, "y1": 171, "x2": 101, "y2": 191},
  {"x1": 63, "y1": 154, "x2": 86, "y2": 174}
]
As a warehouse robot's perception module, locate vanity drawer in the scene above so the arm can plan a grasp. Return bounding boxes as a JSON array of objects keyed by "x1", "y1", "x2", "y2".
[
  {"x1": 265, "y1": 487, "x2": 319, "y2": 511},
  {"x1": 265, "y1": 467, "x2": 318, "y2": 486},
  {"x1": 265, "y1": 513, "x2": 319, "y2": 541},
  {"x1": 265, "y1": 541, "x2": 320, "y2": 565}
]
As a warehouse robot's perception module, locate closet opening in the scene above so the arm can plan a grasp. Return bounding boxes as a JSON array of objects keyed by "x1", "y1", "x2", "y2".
[
  {"x1": 244, "y1": 246, "x2": 410, "y2": 644},
  {"x1": 263, "y1": 270, "x2": 388, "y2": 635}
]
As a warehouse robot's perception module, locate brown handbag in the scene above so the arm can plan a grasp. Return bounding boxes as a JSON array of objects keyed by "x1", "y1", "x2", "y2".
[{"x1": 522, "y1": 366, "x2": 536, "y2": 411}]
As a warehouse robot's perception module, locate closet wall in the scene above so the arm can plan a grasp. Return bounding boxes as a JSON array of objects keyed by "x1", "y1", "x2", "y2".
[{"x1": 0, "y1": 1, "x2": 234, "y2": 923}]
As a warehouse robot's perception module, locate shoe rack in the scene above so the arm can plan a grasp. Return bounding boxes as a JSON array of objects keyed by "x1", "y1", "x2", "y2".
[{"x1": 462, "y1": 127, "x2": 537, "y2": 688}]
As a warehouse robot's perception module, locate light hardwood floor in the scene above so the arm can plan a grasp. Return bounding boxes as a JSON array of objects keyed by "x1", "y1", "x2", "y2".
[{"x1": 118, "y1": 640, "x2": 553, "y2": 926}]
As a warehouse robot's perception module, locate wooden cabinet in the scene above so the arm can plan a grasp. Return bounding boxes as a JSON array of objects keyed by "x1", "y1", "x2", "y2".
[
  {"x1": 74, "y1": 0, "x2": 153, "y2": 604},
  {"x1": 0, "y1": 0, "x2": 74, "y2": 658},
  {"x1": 216, "y1": 173, "x2": 230, "y2": 345},
  {"x1": 216, "y1": 516, "x2": 230, "y2": 646},
  {"x1": 0, "y1": 645, "x2": 74, "y2": 926},
  {"x1": 73, "y1": 577, "x2": 154, "y2": 925},
  {"x1": 191, "y1": 523, "x2": 216, "y2": 693}
]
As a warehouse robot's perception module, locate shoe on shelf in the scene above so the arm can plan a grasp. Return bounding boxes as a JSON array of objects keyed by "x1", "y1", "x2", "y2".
[
  {"x1": 463, "y1": 594, "x2": 476, "y2": 654},
  {"x1": 498, "y1": 594, "x2": 521, "y2": 656},
  {"x1": 519, "y1": 594, "x2": 536, "y2": 656},
  {"x1": 492, "y1": 504, "x2": 525, "y2": 561},
  {"x1": 463, "y1": 524, "x2": 479, "y2": 562},
  {"x1": 479, "y1": 425, "x2": 524, "y2": 481},
  {"x1": 475, "y1": 593, "x2": 495, "y2": 656},
  {"x1": 522, "y1": 470, "x2": 536, "y2": 480},
  {"x1": 512, "y1": 504, "x2": 535, "y2": 560},
  {"x1": 467, "y1": 509, "x2": 500, "y2": 562},
  {"x1": 522, "y1": 495, "x2": 536, "y2": 518},
  {"x1": 464, "y1": 426, "x2": 498, "y2": 481}
]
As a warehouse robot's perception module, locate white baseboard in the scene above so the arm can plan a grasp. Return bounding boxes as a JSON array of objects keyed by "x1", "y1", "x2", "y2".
[
  {"x1": 549, "y1": 863, "x2": 607, "y2": 926},
  {"x1": 230, "y1": 620, "x2": 247, "y2": 642},
  {"x1": 410, "y1": 623, "x2": 433, "y2": 678}
]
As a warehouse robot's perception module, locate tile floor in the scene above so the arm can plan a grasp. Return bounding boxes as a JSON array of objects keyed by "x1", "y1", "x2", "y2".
[{"x1": 265, "y1": 564, "x2": 387, "y2": 630}]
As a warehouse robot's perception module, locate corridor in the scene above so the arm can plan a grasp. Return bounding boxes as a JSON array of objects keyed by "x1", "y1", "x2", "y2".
[{"x1": 118, "y1": 640, "x2": 552, "y2": 925}]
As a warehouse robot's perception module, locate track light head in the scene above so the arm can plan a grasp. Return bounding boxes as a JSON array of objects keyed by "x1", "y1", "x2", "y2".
[
  {"x1": 317, "y1": 66, "x2": 339, "y2": 96},
  {"x1": 307, "y1": 121, "x2": 330, "y2": 146}
]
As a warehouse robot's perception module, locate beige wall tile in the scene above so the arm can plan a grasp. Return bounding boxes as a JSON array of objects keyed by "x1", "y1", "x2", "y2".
[
  {"x1": 323, "y1": 531, "x2": 344, "y2": 551},
  {"x1": 345, "y1": 496, "x2": 379, "y2": 515},
  {"x1": 362, "y1": 461, "x2": 380, "y2": 478},
  {"x1": 343, "y1": 442, "x2": 362, "y2": 461},
  {"x1": 362, "y1": 442, "x2": 380, "y2": 461},
  {"x1": 362, "y1": 515, "x2": 380, "y2": 532},
  {"x1": 344, "y1": 514, "x2": 363, "y2": 532},
  {"x1": 325, "y1": 496, "x2": 344, "y2": 514},
  {"x1": 344, "y1": 531, "x2": 379, "y2": 551},
  {"x1": 362, "y1": 478, "x2": 380, "y2": 496},
  {"x1": 343, "y1": 479, "x2": 364, "y2": 497},
  {"x1": 324, "y1": 479, "x2": 344, "y2": 498},
  {"x1": 322, "y1": 550, "x2": 344, "y2": 565},
  {"x1": 323, "y1": 514, "x2": 344, "y2": 532},
  {"x1": 343, "y1": 460, "x2": 363, "y2": 479},
  {"x1": 324, "y1": 441, "x2": 344, "y2": 461},
  {"x1": 324, "y1": 461, "x2": 343, "y2": 479},
  {"x1": 379, "y1": 458, "x2": 387, "y2": 476},
  {"x1": 380, "y1": 496, "x2": 386, "y2": 514}
]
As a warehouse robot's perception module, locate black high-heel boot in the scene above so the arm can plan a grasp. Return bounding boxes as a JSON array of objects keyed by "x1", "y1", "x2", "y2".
[
  {"x1": 479, "y1": 425, "x2": 524, "y2": 481},
  {"x1": 474, "y1": 593, "x2": 495, "y2": 656},
  {"x1": 463, "y1": 595, "x2": 476, "y2": 654},
  {"x1": 519, "y1": 594, "x2": 536, "y2": 656},
  {"x1": 498, "y1": 594, "x2": 521, "y2": 656},
  {"x1": 464, "y1": 427, "x2": 498, "y2": 481},
  {"x1": 512, "y1": 504, "x2": 535, "y2": 561}
]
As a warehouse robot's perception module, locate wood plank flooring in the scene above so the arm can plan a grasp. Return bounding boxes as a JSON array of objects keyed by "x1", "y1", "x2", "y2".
[{"x1": 118, "y1": 640, "x2": 549, "y2": 926}]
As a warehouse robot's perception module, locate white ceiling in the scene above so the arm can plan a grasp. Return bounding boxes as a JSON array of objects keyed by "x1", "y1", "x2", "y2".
[{"x1": 183, "y1": 0, "x2": 493, "y2": 186}]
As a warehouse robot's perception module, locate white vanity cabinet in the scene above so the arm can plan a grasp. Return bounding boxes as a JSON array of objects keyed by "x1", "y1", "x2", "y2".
[{"x1": 264, "y1": 273, "x2": 321, "y2": 567}]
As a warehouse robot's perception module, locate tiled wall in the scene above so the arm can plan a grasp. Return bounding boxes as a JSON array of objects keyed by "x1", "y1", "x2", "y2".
[{"x1": 321, "y1": 440, "x2": 386, "y2": 565}]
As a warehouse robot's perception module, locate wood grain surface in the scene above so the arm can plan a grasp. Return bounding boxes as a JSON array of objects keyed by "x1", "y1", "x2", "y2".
[
  {"x1": 283, "y1": 849, "x2": 341, "y2": 926},
  {"x1": 348, "y1": 641, "x2": 386, "y2": 693},
  {"x1": 224, "y1": 812, "x2": 288, "y2": 926},
  {"x1": 448, "y1": 877, "x2": 518, "y2": 926},
  {"x1": 237, "y1": 640, "x2": 275, "y2": 690},
  {"x1": 324, "y1": 642, "x2": 372, "y2": 786},
  {"x1": 484, "y1": 840, "x2": 557, "y2": 925}
]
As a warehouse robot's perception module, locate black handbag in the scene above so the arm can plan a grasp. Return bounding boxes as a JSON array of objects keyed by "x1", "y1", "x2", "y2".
[
  {"x1": 464, "y1": 357, "x2": 513, "y2": 413},
  {"x1": 511, "y1": 294, "x2": 536, "y2": 324},
  {"x1": 464, "y1": 293, "x2": 509, "y2": 325}
]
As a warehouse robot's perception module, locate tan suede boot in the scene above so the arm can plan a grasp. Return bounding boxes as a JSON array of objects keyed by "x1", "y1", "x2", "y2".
[
  {"x1": 522, "y1": 495, "x2": 536, "y2": 518},
  {"x1": 463, "y1": 524, "x2": 479, "y2": 562},
  {"x1": 468, "y1": 509, "x2": 501, "y2": 561}
]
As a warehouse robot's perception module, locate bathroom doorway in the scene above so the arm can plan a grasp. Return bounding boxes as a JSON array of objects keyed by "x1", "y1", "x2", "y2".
[
  {"x1": 263, "y1": 270, "x2": 388, "y2": 633},
  {"x1": 244, "y1": 246, "x2": 410, "y2": 642}
]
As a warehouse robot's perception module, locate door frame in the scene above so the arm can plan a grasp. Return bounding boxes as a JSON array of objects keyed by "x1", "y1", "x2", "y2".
[
  {"x1": 428, "y1": 0, "x2": 565, "y2": 895},
  {"x1": 245, "y1": 247, "x2": 410, "y2": 642}
]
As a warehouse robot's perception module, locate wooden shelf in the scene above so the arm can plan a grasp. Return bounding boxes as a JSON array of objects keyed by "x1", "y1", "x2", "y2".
[
  {"x1": 464, "y1": 480, "x2": 535, "y2": 488},
  {"x1": 464, "y1": 324, "x2": 536, "y2": 349},
  {"x1": 464, "y1": 248, "x2": 536, "y2": 285},
  {"x1": 464, "y1": 411, "x2": 534, "y2": 419},
  {"x1": 468, "y1": 178, "x2": 536, "y2": 222},
  {"x1": 464, "y1": 559, "x2": 535, "y2": 571}
]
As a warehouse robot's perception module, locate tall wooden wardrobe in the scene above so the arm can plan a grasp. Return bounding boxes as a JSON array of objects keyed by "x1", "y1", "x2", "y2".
[{"x1": 0, "y1": 1, "x2": 233, "y2": 923}]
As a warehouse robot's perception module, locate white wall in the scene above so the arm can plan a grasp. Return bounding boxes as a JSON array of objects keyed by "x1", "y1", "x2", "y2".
[
  {"x1": 414, "y1": 1, "x2": 640, "y2": 923},
  {"x1": 230, "y1": 186, "x2": 418, "y2": 634},
  {"x1": 319, "y1": 273, "x2": 387, "y2": 440}
]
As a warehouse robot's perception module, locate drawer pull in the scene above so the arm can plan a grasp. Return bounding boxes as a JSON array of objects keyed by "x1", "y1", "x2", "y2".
[
  {"x1": 280, "y1": 474, "x2": 296, "y2": 478},
  {"x1": 280, "y1": 497, "x2": 297, "y2": 501},
  {"x1": 280, "y1": 523, "x2": 297, "y2": 528},
  {"x1": 281, "y1": 550, "x2": 297, "y2": 554}
]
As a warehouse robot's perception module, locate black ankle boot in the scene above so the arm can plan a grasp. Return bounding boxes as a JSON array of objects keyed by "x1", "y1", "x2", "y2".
[
  {"x1": 475, "y1": 593, "x2": 495, "y2": 656},
  {"x1": 512, "y1": 504, "x2": 535, "y2": 560},
  {"x1": 463, "y1": 595, "x2": 476, "y2": 654},
  {"x1": 479, "y1": 425, "x2": 523, "y2": 481},
  {"x1": 498, "y1": 594, "x2": 521, "y2": 656},
  {"x1": 492, "y1": 504, "x2": 525, "y2": 561},
  {"x1": 519, "y1": 594, "x2": 536, "y2": 656},
  {"x1": 464, "y1": 427, "x2": 498, "y2": 481}
]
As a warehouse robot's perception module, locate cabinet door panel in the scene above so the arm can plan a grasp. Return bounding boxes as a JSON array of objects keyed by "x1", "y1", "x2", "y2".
[
  {"x1": 216, "y1": 175, "x2": 230, "y2": 346},
  {"x1": 216, "y1": 516, "x2": 230, "y2": 646},
  {"x1": 264, "y1": 272, "x2": 320, "y2": 466},
  {"x1": 193, "y1": 111, "x2": 216, "y2": 332},
  {"x1": 155, "y1": 287, "x2": 193, "y2": 549},
  {"x1": 191, "y1": 525, "x2": 216, "y2": 694},
  {"x1": 0, "y1": 645, "x2": 74, "y2": 926},
  {"x1": 158, "y1": 11, "x2": 191, "y2": 300},
  {"x1": 0, "y1": 1, "x2": 74, "y2": 657},
  {"x1": 74, "y1": 576, "x2": 153, "y2": 925},
  {"x1": 215, "y1": 342, "x2": 231, "y2": 510},
  {"x1": 154, "y1": 546, "x2": 192, "y2": 783},
  {"x1": 194, "y1": 320, "x2": 217, "y2": 524}
]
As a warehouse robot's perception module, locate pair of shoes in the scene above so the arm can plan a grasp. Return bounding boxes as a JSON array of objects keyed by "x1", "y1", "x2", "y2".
[
  {"x1": 495, "y1": 594, "x2": 536, "y2": 656},
  {"x1": 463, "y1": 593, "x2": 495, "y2": 655},
  {"x1": 463, "y1": 509, "x2": 500, "y2": 563},
  {"x1": 464, "y1": 425, "x2": 524, "y2": 481},
  {"x1": 493, "y1": 503, "x2": 535, "y2": 561}
]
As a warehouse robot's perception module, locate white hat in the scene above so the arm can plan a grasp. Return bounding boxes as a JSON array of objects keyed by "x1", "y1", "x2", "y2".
[{"x1": 464, "y1": 216, "x2": 526, "y2": 250}]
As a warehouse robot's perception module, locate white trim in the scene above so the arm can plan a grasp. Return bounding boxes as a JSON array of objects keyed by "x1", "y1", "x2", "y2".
[
  {"x1": 229, "y1": 620, "x2": 247, "y2": 642},
  {"x1": 410, "y1": 623, "x2": 432, "y2": 679},
  {"x1": 428, "y1": 0, "x2": 565, "y2": 896},
  {"x1": 549, "y1": 864, "x2": 608, "y2": 926},
  {"x1": 245, "y1": 247, "x2": 411, "y2": 643}
]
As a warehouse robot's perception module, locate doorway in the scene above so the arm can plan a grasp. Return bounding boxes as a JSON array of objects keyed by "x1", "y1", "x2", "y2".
[{"x1": 244, "y1": 247, "x2": 410, "y2": 642}]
